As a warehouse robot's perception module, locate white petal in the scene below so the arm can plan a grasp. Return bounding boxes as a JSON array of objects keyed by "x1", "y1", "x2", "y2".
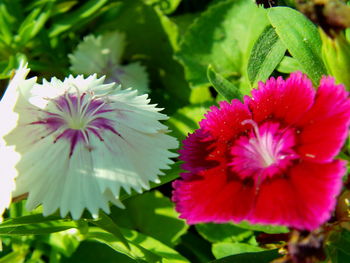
[
  {"x1": 90, "y1": 123, "x2": 178, "y2": 197},
  {"x1": 107, "y1": 62, "x2": 149, "y2": 94},
  {"x1": 59, "y1": 142, "x2": 109, "y2": 220},
  {"x1": 69, "y1": 32, "x2": 126, "y2": 75},
  {"x1": 0, "y1": 145, "x2": 19, "y2": 216}
]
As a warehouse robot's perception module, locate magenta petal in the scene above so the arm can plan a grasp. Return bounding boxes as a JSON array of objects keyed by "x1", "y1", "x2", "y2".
[
  {"x1": 252, "y1": 160, "x2": 345, "y2": 230},
  {"x1": 173, "y1": 167, "x2": 255, "y2": 224},
  {"x1": 246, "y1": 72, "x2": 315, "y2": 125},
  {"x1": 179, "y1": 129, "x2": 218, "y2": 174},
  {"x1": 199, "y1": 100, "x2": 252, "y2": 141},
  {"x1": 296, "y1": 77, "x2": 350, "y2": 162}
]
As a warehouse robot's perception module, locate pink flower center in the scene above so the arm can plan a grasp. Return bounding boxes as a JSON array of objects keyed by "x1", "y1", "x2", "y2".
[
  {"x1": 230, "y1": 120, "x2": 298, "y2": 185},
  {"x1": 31, "y1": 90, "x2": 119, "y2": 156}
]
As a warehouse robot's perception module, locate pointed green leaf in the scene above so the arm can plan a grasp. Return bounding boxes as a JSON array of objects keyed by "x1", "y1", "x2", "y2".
[
  {"x1": 247, "y1": 25, "x2": 286, "y2": 85},
  {"x1": 48, "y1": 0, "x2": 108, "y2": 37},
  {"x1": 0, "y1": 213, "x2": 61, "y2": 227},
  {"x1": 0, "y1": 250, "x2": 27, "y2": 263},
  {"x1": 87, "y1": 227, "x2": 190, "y2": 263},
  {"x1": 268, "y1": 7, "x2": 327, "y2": 84},
  {"x1": 90, "y1": 213, "x2": 130, "y2": 250},
  {"x1": 235, "y1": 221, "x2": 289, "y2": 234},
  {"x1": 196, "y1": 223, "x2": 253, "y2": 244},
  {"x1": 212, "y1": 243, "x2": 264, "y2": 259},
  {"x1": 207, "y1": 65, "x2": 242, "y2": 101},
  {"x1": 0, "y1": 221, "x2": 76, "y2": 235},
  {"x1": 277, "y1": 56, "x2": 301, "y2": 73},
  {"x1": 209, "y1": 249, "x2": 280, "y2": 263}
]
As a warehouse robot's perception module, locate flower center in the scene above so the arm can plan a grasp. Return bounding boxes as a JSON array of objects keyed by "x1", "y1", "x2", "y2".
[
  {"x1": 230, "y1": 120, "x2": 298, "y2": 184},
  {"x1": 31, "y1": 89, "x2": 118, "y2": 156}
]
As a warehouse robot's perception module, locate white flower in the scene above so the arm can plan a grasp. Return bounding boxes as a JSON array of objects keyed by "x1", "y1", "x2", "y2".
[
  {"x1": 69, "y1": 31, "x2": 149, "y2": 94},
  {"x1": 0, "y1": 64, "x2": 31, "y2": 217},
  {"x1": 1, "y1": 65, "x2": 177, "y2": 220}
]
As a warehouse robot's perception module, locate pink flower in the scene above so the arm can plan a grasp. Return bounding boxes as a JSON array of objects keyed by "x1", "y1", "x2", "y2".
[{"x1": 172, "y1": 72, "x2": 350, "y2": 230}]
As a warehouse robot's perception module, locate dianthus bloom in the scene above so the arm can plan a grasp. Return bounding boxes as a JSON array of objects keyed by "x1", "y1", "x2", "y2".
[
  {"x1": 173, "y1": 72, "x2": 350, "y2": 230},
  {"x1": 1, "y1": 64, "x2": 177, "y2": 220},
  {"x1": 69, "y1": 31, "x2": 149, "y2": 94}
]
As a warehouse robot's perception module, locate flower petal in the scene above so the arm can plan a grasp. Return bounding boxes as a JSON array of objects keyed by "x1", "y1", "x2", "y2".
[
  {"x1": 173, "y1": 167, "x2": 255, "y2": 224},
  {"x1": 296, "y1": 77, "x2": 350, "y2": 162},
  {"x1": 179, "y1": 129, "x2": 218, "y2": 174},
  {"x1": 0, "y1": 145, "x2": 19, "y2": 217},
  {"x1": 69, "y1": 32, "x2": 126, "y2": 75},
  {"x1": 91, "y1": 123, "x2": 177, "y2": 197},
  {"x1": 252, "y1": 160, "x2": 345, "y2": 230},
  {"x1": 199, "y1": 100, "x2": 252, "y2": 142},
  {"x1": 247, "y1": 72, "x2": 315, "y2": 125},
  {"x1": 108, "y1": 62, "x2": 149, "y2": 94},
  {"x1": 59, "y1": 142, "x2": 110, "y2": 219}
]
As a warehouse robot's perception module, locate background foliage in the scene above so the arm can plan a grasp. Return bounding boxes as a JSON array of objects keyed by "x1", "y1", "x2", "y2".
[{"x1": 0, "y1": 0, "x2": 350, "y2": 262}]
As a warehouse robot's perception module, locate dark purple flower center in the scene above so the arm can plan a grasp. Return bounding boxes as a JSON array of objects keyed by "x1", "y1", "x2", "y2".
[{"x1": 31, "y1": 91, "x2": 119, "y2": 156}]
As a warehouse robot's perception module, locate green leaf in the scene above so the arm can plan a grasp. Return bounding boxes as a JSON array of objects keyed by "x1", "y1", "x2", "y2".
[
  {"x1": 62, "y1": 241, "x2": 135, "y2": 263},
  {"x1": 0, "y1": 3, "x2": 14, "y2": 46},
  {"x1": 277, "y1": 56, "x2": 301, "y2": 74},
  {"x1": 0, "y1": 53, "x2": 27, "y2": 79},
  {"x1": 0, "y1": 221, "x2": 77, "y2": 235},
  {"x1": 196, "y1": 223, "x2": 253, "y2": 243},
  {"x1": 48, "y1": 0, "x2": 108, "y2": 37},
  {"x1": 176, "y1": 0, "x2": 268, "y2": 88},
  {"x1": 0, "y1": 213, "x2": 77, "y2": 235},
  {"x1": 268, "y1": 7, "x2": 327, "y2": 84},
  {"x1": 90, "y1": 213, "x2": 130, "y2": 250},
  {"x1": 212, "y1": 243, "x2": 264, "y2": 259},
  {"x1": 209, "y1": 249, "x2": 280, "y2": 263},
  {"x1": 327, "y1": 229, "x2": 350, "y2": 263},
  {"x1": 46, "y1": 230, "x2": 81, "y2": 258},
  {"x1": 16, "y1": 3, "x2": 53, "y2": 46},
  {"x1": 247, "y1": 25, "x2": 286, "y2": 85},
  {"x1": 112, "y1": 190, "x2": 188, "y2": 247},
  {"x1": 235, "y1": 221, "x2": 289, "y2": 234},
  {"x1": 0, "y1": 250, "x2": 27, "y2": 263},
  {"x1": 177, "y1": 232, "x2": 214, "y2": 263},
  {"x1": 143, "y1": 0, "x2": 181, "y2": 15},
  {"x1": 87, "y1": 227, "x2": 190, "y2": 263},
  {"x1": 166, "y1": 104, "x2": 211, "y2": 141},
  {"x1": 207, "y1": 65, "x2": 243, "y2": 101},
  {"x1": 0, "y1": 213, "x2": 61, "y2": 227}
]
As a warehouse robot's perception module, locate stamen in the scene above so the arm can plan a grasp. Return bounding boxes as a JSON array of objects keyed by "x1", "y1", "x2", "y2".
[
  {"x1": 242, "y1": 119, "x2": 262, "y2": 142},
  {"x1": 242, "y1": 119, "x2": 275, "y2": 167}
]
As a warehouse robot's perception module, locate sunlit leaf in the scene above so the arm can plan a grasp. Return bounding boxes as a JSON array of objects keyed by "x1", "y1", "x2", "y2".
[
  {"x1": 212, "y1": 242, "x2": 264, "y2": 259},
  {"x1": 196, "y1": 223, "x2": 253, "y2": 244},
  {"x1": 268, "y1": 7, "x2": 327, "y2": 84},
  {"x1": 48, "y1": 0, "x2": 108, "y2": 37},
  {"x1": 247, "y1": 25, "x2": 286, "y2": 85},
  {"x1": 209, "y1": 249, "x2": 280, "y2": 263},
  {"x1": 87, "y1": 227, "x2": 189, "y2": 263},
  {"x1": 207, "y1": 65, "x2": 243, "y2": 101},
  {"x1": 235, "y1": 221, "x2": 289, "y2": 234}
]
